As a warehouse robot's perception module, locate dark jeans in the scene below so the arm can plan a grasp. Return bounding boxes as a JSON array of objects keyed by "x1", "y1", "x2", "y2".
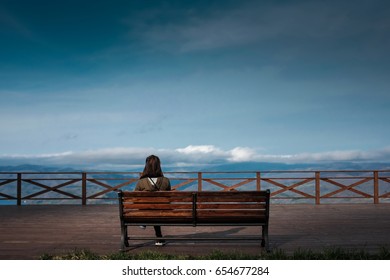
[{"x1": 154, "y1": 226, "x2": 164, "y2": 242}]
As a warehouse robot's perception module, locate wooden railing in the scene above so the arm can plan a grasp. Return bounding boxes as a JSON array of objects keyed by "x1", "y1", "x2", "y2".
[{"x1": 0, "y1": 170, "x2": 389, "y2": 205}]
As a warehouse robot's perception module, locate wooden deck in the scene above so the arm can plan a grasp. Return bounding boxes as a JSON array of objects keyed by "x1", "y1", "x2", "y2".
[{"x1": 1, "y1": 204, "x2": 390, "y2": 259}]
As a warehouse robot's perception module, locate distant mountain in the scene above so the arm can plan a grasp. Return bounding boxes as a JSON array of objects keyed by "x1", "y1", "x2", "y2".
[
  {"x1": 0, "y1": 164, "x2": 81, "y2": 172},
  {"x1": 199, "y1": 162, "x2": 310, "y2": 172},
  {"x1": 198, "y1": 161, "x2": 390, "y2": 172},
  {"x1": 1, "y1": 161, "x2": 389, "y2": 173}
]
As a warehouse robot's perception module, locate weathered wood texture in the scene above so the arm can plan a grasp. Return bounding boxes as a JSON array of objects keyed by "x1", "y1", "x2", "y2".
[
  {"x1": 1, "y1": 204, "x2": 390, "y2": 259},
  {"x1": 120, "y1": 191, "x2": 269, "y2": 223},
  {"x1": 1, "y1": 170, "x2": 389, "y2": 205},
  {"x1": 118, "y1": 191, "x2": 270, "y2": 251}
]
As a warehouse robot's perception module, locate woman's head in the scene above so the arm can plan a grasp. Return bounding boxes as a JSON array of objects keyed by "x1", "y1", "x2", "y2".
[{"x1": 140, "y1": 155, "x2": 164, "y2": 178}]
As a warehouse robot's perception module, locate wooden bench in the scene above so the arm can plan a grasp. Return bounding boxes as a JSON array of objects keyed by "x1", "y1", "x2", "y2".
[{"x1": 117, "y1": 190, "x2": 270, "y2": 252}]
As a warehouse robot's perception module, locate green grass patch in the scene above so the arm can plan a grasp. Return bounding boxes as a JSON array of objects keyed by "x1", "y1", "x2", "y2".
[{"x1": 41, "y1": 247, "x2": 390, "y2": 260}]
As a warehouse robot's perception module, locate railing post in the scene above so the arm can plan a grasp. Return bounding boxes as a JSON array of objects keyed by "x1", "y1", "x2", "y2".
[
  {"x1": 373, "y1": 171, "x2": 379, "y2": 204},
  {"x1": 315, "y1": 171, "x2": 321, "y2": 205},
  {"x1": 17, "y1": 173, "x2": 22, "y2": 206},
  {"x1": 256, "y1": 172, "x2": 261, "y2": 191},
  {"x1": 197, "y1": 172, "x2": 202, "y2": 192},
  {"x1": 82, "y1": 172, "x2": 87, "y2": 205}
]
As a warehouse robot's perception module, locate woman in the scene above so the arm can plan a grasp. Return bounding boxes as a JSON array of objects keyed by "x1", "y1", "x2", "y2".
[{"x1": 135, "y1": 155, "x2": 171, "y2": 246}]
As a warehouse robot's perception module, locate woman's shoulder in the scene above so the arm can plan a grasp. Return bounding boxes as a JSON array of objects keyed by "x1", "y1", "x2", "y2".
[
  {"x1": 137, "y1": 177, "x2": 150, "y2": 184},
  {"x1": 135, "y1": 177, "x2": 150, "y2": 191},
  {"x1": 159, "y1": 176, "x2": 170, "y2": 183},
  {"x1": 138, "y1": 177, "x2": 149, "y2": 182},
  {"x1": 159, "y1": 176, "x2": 171, "y2": 190}
]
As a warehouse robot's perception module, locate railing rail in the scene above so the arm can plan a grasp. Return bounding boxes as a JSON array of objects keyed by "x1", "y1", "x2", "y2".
[{"x1": 0, "y1": 170, "x2": 389, "y2": 205}]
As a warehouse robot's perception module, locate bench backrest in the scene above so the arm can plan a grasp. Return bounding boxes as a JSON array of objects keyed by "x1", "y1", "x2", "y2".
[{"x1": 118, "y1": 190, "x2": 270, "y2": 226}]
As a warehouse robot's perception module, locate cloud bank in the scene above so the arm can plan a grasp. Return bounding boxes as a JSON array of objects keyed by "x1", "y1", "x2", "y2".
[{"x1": 1, "y1": 145, "x2": 389, "y2": 169}]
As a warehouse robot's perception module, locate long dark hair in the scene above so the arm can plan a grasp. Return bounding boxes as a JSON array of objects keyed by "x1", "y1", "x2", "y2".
[{"x1": 140, "y1": 155, "x2": 164, "y2": 178}]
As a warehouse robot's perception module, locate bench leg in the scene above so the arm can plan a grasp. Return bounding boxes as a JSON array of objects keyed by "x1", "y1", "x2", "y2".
[
  {"x1": 120, "y1": 225, "x2": 129, "y2": 250},
  {"x1": 262, "y1": 225, "x2": 270, "y2": 252}
]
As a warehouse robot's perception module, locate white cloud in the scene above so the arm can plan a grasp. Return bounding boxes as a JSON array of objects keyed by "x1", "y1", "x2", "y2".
[
  {"x1": 269, "y1": 148, "x2": 390, "y2": 163},
  {"x1": 176, "y1": 145, "x2": 222, "y2": 154},
  {"x1": 228, "y1": 147, "x2": 257, "y2": 162}
]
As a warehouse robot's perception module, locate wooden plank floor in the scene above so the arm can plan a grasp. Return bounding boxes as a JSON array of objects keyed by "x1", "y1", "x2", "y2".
[{"x1": 1, "y1": 204, "x2": 390, "y2": 259}]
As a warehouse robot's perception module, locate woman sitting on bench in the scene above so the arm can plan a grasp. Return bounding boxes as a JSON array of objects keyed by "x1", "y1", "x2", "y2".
[{"x1": 135, "y1": 155, "x2": 171, "y2": 246}]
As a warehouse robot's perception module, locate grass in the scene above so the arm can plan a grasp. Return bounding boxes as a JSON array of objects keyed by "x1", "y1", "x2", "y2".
[{"x1": 41, "y1": 246, "x2": 390, "y2": 260}]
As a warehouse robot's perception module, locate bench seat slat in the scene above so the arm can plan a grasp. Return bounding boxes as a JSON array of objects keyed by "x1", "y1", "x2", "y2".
[
  {"x1": 197, "y1": 210, "x2": 265, "y2": 216},
  {"x1": 122, "y1": 191, "x2": 194, "y2": 197},
  {"x1": 123, "y1": 203, "x2": 193, "y2": 210},
  {"x1": 197, "y1": 197, "x2": 268, "y2": 203},
  {"x1": 124, "y1": 210, "x2": 193, "y2": 217},
  {"x1": 124, "y1": 218, "x2": 194, "y2": 224},
  {"x1": 197, "y1": 203, "x2": 266, "y2": 210},
  {"x1": 124, "y1": 197, "x2": 193, "y2": 203},
  {"x1": 197, "y1": 218, "x2": 267, "y2": 224},
  {"x1": 198, "y1": 191, "x2": 267, "y2": 197},
  {"x1": 198, "y1": 191, "x2": 264, "y2": 196}
]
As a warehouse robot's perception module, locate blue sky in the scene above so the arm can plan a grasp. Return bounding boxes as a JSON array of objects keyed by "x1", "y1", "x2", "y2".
[{"x1": 1, "y1": 0, "x2": 390, "y2": 168}]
